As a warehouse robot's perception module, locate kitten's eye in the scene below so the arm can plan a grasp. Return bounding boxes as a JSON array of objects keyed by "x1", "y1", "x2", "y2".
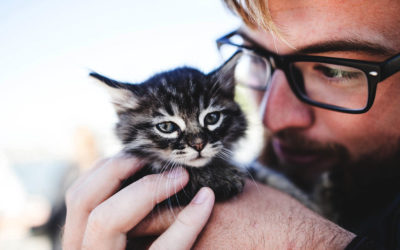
[
  {"x1": 204, "y1": 112, "x2": 221, "y2": 125},
  {"x1": 156, "y1": 122, "x2": 178, "y2": 133}
]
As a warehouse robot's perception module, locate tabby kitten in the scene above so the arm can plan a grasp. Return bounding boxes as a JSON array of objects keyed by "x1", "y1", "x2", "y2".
[{"x1": 90, "y1": 65, "x2": 247, "y2": 204}]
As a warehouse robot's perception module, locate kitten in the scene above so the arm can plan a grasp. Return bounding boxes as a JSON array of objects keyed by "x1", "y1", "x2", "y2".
[{"x1": 90, "y1": 64, "x2": 247, "y2": 205}]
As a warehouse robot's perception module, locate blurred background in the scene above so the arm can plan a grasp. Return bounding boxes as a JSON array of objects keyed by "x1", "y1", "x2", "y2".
[{"x1": 0, "y1": 1, "x2": 263, "y2": 249}]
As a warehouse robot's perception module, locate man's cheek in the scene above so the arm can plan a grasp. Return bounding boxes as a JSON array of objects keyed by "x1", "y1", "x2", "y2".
[{"x1": 314, "y1": 112, "x2": 369, "y2": 156}]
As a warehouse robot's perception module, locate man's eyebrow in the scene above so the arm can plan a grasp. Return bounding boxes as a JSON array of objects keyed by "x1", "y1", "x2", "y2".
[{"x1": 295, "y1": 40, "x2": 396, "y2": 57}]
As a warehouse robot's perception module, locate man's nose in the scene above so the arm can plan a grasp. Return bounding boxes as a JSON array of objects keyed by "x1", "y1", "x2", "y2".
[{"x1": 261, "y1": 70, "x2": 314, "y2": 133}]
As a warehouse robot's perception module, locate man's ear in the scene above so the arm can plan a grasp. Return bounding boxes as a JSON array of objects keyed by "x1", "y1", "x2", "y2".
[
  {"x1": 207, "y1": 53, "x2": 240, "y2": 99},
  {"x1": 90, "y1": 72, "x2": 139, "y2": 112}
]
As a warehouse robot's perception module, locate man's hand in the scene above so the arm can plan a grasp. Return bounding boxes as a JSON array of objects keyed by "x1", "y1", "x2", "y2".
[
  {"x1": 133, "y1": 180, "x2": 356, "y2": 249},
  {"x1": 62, "y1": 154, "x2": 215, "y2": 250}
]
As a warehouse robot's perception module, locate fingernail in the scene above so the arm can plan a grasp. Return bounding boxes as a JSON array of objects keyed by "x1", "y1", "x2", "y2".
[
  {"x1": 192, "y1": 188, "x2": 209, "y2": 204},
  {"x1": 166, "y1": 167, "x2": 184, "y2": 179}
]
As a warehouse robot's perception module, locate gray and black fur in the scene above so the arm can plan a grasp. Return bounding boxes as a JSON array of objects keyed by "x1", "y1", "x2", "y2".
[{"x1": 90, "y1": 65, "x2": 247, "y2": 204}]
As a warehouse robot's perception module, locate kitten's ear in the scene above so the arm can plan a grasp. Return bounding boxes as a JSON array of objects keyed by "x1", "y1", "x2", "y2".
[
  {"x1": 207, "y1": 54, "x2": 240, "y2": 98},
  {"x1": 90, "y1": 72, "x2": 139, "y2": 112}
]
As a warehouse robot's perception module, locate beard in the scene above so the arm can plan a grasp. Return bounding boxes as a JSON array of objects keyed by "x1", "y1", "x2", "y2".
[
  {"x1": 259, "y1": 128, "x2": 349, "y2": 190},
  {"x1": 259, "y1": 128, "x2": 400, "y2": 226},
  {"x1": 260, "y1": 128, "x2": 400, "y2": 186}
]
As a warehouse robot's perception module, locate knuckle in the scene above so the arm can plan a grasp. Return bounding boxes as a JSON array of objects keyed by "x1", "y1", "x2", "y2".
[
  {"x1": 87, "y1": 204, "x2": 124, "y2": 235},
  {"x1": 65, "y1": 185, "x2": 91, "y2": 212},
  {"x1": 86, "y1": 207, "x2": 108, "y2": 234},
  {"x1": 64, "y1": 174, "x2": 90, "y2": 208},
  {"x1": 65, "y1": 186, "x2": 79, "y2": 208}
]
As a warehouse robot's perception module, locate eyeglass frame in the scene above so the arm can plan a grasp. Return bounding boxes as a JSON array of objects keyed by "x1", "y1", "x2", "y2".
[{"x1": 216, "y1": 30, "x2": 400, "y2": 114}]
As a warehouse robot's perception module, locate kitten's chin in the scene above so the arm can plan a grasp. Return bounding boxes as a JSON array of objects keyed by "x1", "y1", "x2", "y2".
[{"x1": 180, "y1": 157, "x2": 211, "y2": 168}]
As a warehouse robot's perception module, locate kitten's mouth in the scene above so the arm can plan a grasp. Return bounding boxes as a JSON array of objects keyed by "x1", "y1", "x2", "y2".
[
  {"x1": 192, "y1": 154, "x2": 206, "y2": 161},
  {"x1": 187, "y1": 154, "x2": 210, "y2": 167},
  {"x1": 195, "y1": 154, "x2": 203, "y2": 159}
]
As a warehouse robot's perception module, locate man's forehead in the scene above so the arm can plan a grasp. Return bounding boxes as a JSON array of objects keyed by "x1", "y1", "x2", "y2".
[{"x1": 244, "y1": 0, "x2": 400, "y2": 56}]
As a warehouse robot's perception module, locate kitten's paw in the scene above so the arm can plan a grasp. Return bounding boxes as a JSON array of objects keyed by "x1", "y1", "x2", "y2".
[{"x1": 212, "y1": 174, "x2": 245, "y2": 201}]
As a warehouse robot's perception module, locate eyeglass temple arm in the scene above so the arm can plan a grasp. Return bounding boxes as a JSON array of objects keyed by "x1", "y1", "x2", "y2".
[{"x1": 381, "y1": 54, "x2": 400, "y2": 81}]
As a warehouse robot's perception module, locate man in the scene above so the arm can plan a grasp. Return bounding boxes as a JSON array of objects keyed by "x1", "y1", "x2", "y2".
[
  {"x1": 221, "y1": 0, "x2": 400, "y2": 232},
  {"x1": 63, "y1": 0, "x2": 400, "y2": 249}
]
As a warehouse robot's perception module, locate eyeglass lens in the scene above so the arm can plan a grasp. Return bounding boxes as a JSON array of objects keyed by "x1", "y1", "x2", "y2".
[
  {"x1": 221, "y1": 45, "x2": 370, "y2": 110},
  {"x1": 234, "y1": 50, "x2": 271, "y2": 90},
  {"x1": 289, "y1": 62, "x2": 369, "y2": 110}
]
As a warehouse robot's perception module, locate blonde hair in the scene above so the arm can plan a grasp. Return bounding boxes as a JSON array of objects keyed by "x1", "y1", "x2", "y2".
[
  {"x1": 222, "y1": 0, "x2": 292, "y2": 47},
  {"x1": 223, "y1": 1, "x2": 275, "y2": 30}
]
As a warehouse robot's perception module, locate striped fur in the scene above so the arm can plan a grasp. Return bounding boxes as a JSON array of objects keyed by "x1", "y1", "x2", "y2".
[{"x1": 90, "y1": 66, "x2": 247, "y2": 203}]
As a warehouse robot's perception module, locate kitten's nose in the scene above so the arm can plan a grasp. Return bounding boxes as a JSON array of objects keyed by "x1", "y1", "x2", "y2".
[
  {"x1": 187, "y1": 137, "x2": 206, "y2": 152},
  {"x1": 193, "y1": 142, "x2": 204, "y2": 151}
]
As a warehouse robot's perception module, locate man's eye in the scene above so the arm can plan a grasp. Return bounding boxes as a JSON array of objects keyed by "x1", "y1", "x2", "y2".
[
  {"x1": 204, "y1": 112, "x2": 221, "y2": 125},
  {"x1": 156, "y1": 122, "x2": 178, "y2": 133},
  {"x1": 314, "y1": 65, "x2": 362, "y2": 80}
]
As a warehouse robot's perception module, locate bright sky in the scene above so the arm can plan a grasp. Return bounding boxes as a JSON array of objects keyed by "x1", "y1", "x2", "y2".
[{"x1": 0, "y1": 0, "x2": 239, "y2": 161}]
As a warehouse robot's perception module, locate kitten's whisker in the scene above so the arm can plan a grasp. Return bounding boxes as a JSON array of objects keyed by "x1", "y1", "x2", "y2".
[
  {"x1": 237, "y1": 161, "x2": 262, "y2": 195},
  {"x1": 164, "y1": 159, "x2": 175, "y2": 198},
  {"x1": 220, "y1": 147, "x2": 233, "y2": 154},
  {"x1": 216, "y1": 150, "x2": 233, "y2": 162},
  {"x1": 215, "y1": 153, "x2": 229, "y2": 162},
  {"x1": 168, "y1": 162, "x2": 179, "y2": 220},
  {"x1": 154, "y1": 159, "x2": 174, "y2": 216},
  {"x1": 218, "y1": 150, "x2": 231, "y2": 158},
  {"x1": 153, "y1": 164, "x2": 166, "y2": 215},
  {"x1": 160, "y1": 159, "x2": 178, "y2": 223},
  {"x1": 166, "y1": 163, "x2": 173, "y2": 218},
  {"x1": 177, "y1": 158, "x2": 191, "y2": 201}
]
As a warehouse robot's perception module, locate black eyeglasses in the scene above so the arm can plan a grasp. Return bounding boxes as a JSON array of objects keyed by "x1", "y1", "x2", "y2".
[{"x1": 216, "y1": 30, "x2": 400, "y2": 113}]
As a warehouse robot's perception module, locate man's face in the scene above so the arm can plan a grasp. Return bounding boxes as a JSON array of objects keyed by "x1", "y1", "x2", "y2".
[{"x1": 243, "y1": 0, "x2": 400, "y2": 187}]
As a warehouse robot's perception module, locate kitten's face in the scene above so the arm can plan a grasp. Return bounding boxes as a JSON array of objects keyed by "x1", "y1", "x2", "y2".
[
  {"x1": 150, "y1": 104, "x2": 227, "y2": 167},
  {"x1": 91, "y1": 67, "x2": 246, "y2": 169}
]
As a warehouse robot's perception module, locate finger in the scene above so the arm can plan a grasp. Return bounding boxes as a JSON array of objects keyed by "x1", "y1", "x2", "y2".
[
  {"x1": 128, "y1": 206, "x2": 183, "y2": 237},
  {"x1": 82, "y1": 167, "x2": 189, "y2": 250},
  {"x1": 68, "y1": 155, "x2": 145, "y2": 212},
  {"x1": 67, "y1": 152, "x2": 132, "y2": 192},
  {"x1": 63, "y1": 154, "x2": 143, "y2": 250},
  {"x1": 150, "y1": 187, "x2": 215, "y2": 250},
  {"x1": 66, "y1": 157, "x2": 109, "y2": 193}
]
